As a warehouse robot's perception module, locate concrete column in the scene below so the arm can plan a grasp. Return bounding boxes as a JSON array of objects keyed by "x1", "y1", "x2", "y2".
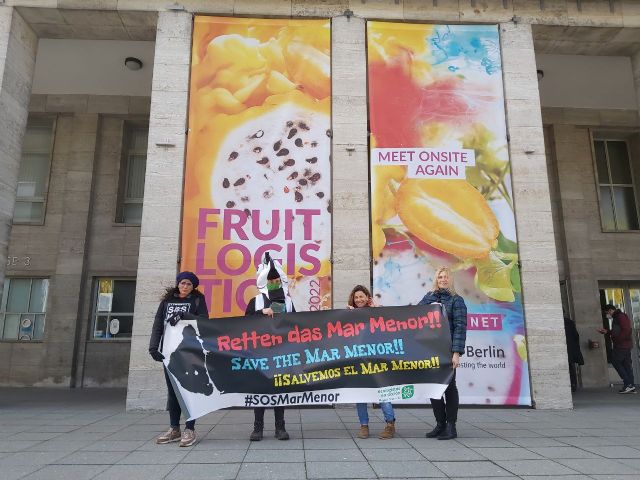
[
  {"x1": 46, "y1": 113, "x2": 99, "y2": 386},
  {"x1": 632, "y1": 50, "x2": 640, "y2": 113},
  {"x1": 500, "y1": 23, "x2": 572, "y2": 409},
  {"x1": 331, "y1": 16, "x2": 371, "y2": 307},
  {"x1": 0, "y1": 6, "x2": 37, "y2": 303},
  {"x1": 126, "y1": 11, "x2": 191, "y2": 411}
]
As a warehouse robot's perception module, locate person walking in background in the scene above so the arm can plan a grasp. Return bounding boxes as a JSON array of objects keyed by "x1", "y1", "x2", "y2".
[
  {"x1": 149, "y1": 271, "x2": 209, "y2": 447},
  {"x1": 563, "y1": 314, "x2": 584, "y2": 392},
  {"x1": 598, "y1": 304, "x2": 636, "y2": 394},
  {"x1": 246, "y1": 252, "x2": 294, "y2": 441},
  {"x1": 418, "y1": 266, "x2": 467, "y2": 440},
  {"x1": 347, "y1": 285, "x2": 396, "y2": 440}
]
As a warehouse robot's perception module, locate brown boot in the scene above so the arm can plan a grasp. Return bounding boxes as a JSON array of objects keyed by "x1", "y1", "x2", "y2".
[
  {"x1": 378, "y1": 421, "x2": 395, "y2": 439},
  {"x1": 357, "y1": 425, "x2": 369, "y2": 439}
]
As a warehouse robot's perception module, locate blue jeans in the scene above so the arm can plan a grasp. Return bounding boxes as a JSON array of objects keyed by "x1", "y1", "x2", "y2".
[{"x1": 356, "y1": 402, "x2": 395, "y2": 424}]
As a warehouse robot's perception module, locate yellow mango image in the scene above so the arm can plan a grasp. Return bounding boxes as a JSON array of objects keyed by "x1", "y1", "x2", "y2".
[
  {"x1": 372, "y1": 165, "x2": 405, "y2": 225},
  {"x1": 396, "y1": 179, "x2": 499, "y2": 259}
]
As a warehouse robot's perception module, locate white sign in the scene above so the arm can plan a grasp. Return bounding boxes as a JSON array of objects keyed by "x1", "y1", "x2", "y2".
[{"x1": 371, "y1": 148, "x2": 475, "y2": 179}]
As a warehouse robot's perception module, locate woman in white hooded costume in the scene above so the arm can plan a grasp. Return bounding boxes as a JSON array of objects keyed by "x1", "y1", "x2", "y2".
[{"x1": 245, "y1": 252, "x2": 295, "y2": 441}]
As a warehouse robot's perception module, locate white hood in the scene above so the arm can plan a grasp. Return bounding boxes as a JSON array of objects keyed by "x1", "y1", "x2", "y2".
[{"x1": 256, "y1": 252, "x2": 290, "y2": 297}]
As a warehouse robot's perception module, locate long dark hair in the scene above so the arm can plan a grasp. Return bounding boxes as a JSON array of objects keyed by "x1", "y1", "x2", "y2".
[
  {"x1": 162, "y1": 286, "x2": 205, "y2": 301},
  {"x1": 348, "y1": 285, "x2": 372, "y2": 308}
]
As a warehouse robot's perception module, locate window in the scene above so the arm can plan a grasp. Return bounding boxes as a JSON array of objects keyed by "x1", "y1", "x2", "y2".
[
  {"x1": 92, "y1": 278, "x2": 136, "y2": 340},
  {"x1": 594, "y1": 139, "x2": 640, "y2": 231},
  {"x1": 116, "y1": 126, "x2": 148, "y2": 224},
  {"x1": 0, "y1": 278, "x2": 48, "y2": 341},
  {"x1": 13, "y1": 117, "x2": 55, "y2": 224}
]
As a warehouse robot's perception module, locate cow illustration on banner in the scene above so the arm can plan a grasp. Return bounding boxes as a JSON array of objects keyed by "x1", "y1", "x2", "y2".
[
  {"x1": 182, "y1": 17, "x2": 332, "y2": 318},
  {"x1": 367, "y1": 22, "x2": 531, "y2": 406}
]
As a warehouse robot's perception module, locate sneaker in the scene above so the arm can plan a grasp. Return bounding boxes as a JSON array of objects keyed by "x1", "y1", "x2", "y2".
[
  {"x1": 156, "y1": 427, "x2": 181, "y2": 444},
  {"x1": 619, "y1": 385, "x2": 637, "y2": 394},
  {"x1": 179, "y1": 428, "x2": 197, "y2": 447},
  {"x1": 357, "y1": 425, "x2": 369, "y2": 439}
]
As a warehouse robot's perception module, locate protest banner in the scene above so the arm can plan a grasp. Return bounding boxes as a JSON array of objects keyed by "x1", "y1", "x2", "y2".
[
  {"x1": 367, "y1": 22, "x2": 531, "y2": 405},
  {"x1": 181, "y1": 17, "x2": 333, "y2": 318},
  {"x1": 161, "y1": 304, "x2": 453, "y2": 420}
]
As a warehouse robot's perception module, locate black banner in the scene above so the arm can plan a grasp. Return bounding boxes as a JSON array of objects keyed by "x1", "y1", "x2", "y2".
[{"x1": 161, "y1": 304, "x2": 454, "y2": 418}]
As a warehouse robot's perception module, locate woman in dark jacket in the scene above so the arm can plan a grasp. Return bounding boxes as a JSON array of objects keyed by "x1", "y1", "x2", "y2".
[
  {"x1": 418, "y1": 266, "x2": 467, "y2": 440},
  {"x1": 564, "y1": 315, "x2": 584, "y2": 392},
  {"x1": 149, "y1": 271, "x2": 209, "y2": 447}
]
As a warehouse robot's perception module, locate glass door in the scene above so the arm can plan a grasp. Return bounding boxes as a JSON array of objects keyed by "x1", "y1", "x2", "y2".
[{"x1": 599, "y1": 284, "x2": 640, "y2": 385}]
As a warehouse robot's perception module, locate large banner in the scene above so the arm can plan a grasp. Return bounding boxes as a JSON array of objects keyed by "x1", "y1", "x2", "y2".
[
  {"x1": 182, "y1": 17, "x2": 332, "y2": 317},
  {"x1": 367, "y1": 23, "x2": 531, "y2": 405},
  {"x1": 162, "y1": 305, "x2": 453, "y2": 419}
]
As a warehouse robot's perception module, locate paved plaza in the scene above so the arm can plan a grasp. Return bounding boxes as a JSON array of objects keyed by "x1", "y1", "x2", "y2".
[{"x1": 1, "y1": 388, "x2": 640, "y2": 479}]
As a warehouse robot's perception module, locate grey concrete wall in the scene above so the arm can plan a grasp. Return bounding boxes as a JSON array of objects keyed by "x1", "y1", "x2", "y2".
[
  {"x1": 7, "y1": 0, "x2": 640, "y2": 28},
  {"x1": 2, "y1": 95, "x2": 148, "y2": 386},
  {"x1": 501, "y1": 22, "x2": 572, "y2": 409},
  {"x1": 126, "y1": 11, "x2": 191, "y2": 411},
  {"x1": 0, "y1": 6, "x2": 37, "y2": 328},
  {"x1": 542, "y1": 107, "x2": 640, "y2": 388}
]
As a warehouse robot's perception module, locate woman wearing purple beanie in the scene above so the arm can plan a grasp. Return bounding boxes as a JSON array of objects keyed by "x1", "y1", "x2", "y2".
[{"x1": 149, "y1": 271, "x2": 209, "y2": 447}]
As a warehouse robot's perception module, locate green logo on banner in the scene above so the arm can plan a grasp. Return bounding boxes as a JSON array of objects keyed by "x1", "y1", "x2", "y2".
[{"x1": 401, "y1": 385, "x2": 414, "y2": 399}]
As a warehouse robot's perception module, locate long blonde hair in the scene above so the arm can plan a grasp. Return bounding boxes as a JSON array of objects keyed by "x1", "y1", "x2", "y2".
[{"x1": 431, "y1": 266, "x2": 456, "y2": 295}]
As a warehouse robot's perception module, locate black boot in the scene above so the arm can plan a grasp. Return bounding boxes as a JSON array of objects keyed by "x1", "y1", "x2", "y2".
[
  {"x1": 250, "y1": 421, "x2": 264, "y2": 441},
  {"x1": 437, "y1": 422, "x2": 457, "y2": 440},
  {"x1": 274, "y1": 420, "x2": 289, "y2": 440},
  {"x1": 426, "y1": 422, "x2": 446, "y2": 438}
]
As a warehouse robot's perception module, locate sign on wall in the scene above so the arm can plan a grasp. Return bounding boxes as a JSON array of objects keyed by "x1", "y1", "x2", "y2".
[
  {"x1": 182, "y1": 17, "x2": 332, "y2": 317},
  {"x1": 367, "y1": 22, "x2": 531, "y2": 406}
]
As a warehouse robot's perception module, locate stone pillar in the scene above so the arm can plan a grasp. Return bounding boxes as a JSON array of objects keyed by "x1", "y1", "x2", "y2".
[
  {"x1": 0, "y1": 6, "x2": 37, "y2": 302},
  {"x1": 500, "y1": 23, "x2": 572, "y2": 409},
  {"x1": 126, "y1": 11, "x2": 191, "y2": 411},
  {"x1": 331, "y1": 16, "x2": 371, "y2": 307},
  {"x1": 632, "y1": 50, "x2": 640, "y2": 113}
]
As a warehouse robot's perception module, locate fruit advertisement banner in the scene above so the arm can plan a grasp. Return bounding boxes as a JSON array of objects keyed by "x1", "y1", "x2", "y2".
[
  {"x1": 161, "y1": 305, "x2": 453, "y2": 419},
  {"x1": 367, "y1": 22, "x2": 531, "y2": 406},
  {"x1": 182, "y1": 17, "x2": 332, "y2": 318}
]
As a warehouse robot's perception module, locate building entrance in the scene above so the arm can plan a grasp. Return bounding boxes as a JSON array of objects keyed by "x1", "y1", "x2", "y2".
[{"x1": 599, "y1": 284, "x2": 640, "y2": 387}]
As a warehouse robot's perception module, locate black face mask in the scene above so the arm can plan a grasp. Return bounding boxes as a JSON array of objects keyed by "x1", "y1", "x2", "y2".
[{"x1": 268, "y1": 287, "x2": 285, "y2": 303}]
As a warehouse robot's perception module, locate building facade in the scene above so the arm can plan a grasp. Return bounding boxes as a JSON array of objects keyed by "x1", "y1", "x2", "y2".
[{"x1": 1, "y1": 0, "x2": 640, "y2": 410}]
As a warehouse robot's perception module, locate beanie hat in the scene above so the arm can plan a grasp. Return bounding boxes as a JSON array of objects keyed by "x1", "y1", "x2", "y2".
[{"x1": 176, "y1": 271, "x2": 199, "y2": 288}]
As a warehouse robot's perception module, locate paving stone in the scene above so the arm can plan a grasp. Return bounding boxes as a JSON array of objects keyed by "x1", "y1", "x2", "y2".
[
  {"x1": 163, "y1": 463, "x2": 239, "y2": 479},
  {"x1": 495, "y1": 459, "x2": 580, "y2": 476},
  {"x1": 1, "y1": 465, "x2": 42, "y2": 480},
  {"x1": 416, "y1": 447, "x2": 486, "y2": 461},
  {"x1": 473, "y1": 447, "x2": 544, "y2": 460},
  {"x1": 192, "y1": 439, "x2": 251, "y2": 450},
  {"x1": 529, "y1": 446, "x2": 601, "y2": 458},
  {"x1": 580, "y1": 445, "x2": 640, "y2": 458},
  {"x1": 93, "y1": 464, "x2": 176, "y2": 480},
  {"x1": 20, "y1": 464, "x2": 109, "y2": 480},
  {"x1": 360, "y1": 447, "x2": 424, "y2": 461},
  {"x1": 249, "y1": 439, "x2": 304, "y2": 450},
  {"x1": 306, "y1": 461, "x2": 376, "y2": 479},
  {"x1": 182, "y1": 449, "x2": 247, "y2": 463},
  {"x1": 0, "y1": 441, "x2": 42, "y2": 452},
  {"x1": 433, "y1": 460, "x2": 514, "y2": 477},
  {"x1": 117, "y1": 450, "x2": 188, "y2": 464},
  {"x1": 303, "y1": 439, "x2": 357, "y2": 450},
  {"x1": 79, "y1": 440, "x2": 148, "y2": 451},
  {"x1": 243, "y1": 449, "x2": 304, "y2": 462},
  {"x1": 54, "y1": 451, "x2": 129, "y2": 464},
  {"x1": 24, "y1": 440, "x2": 87, "y2": 452},
  {"x1": 370, "y1": 460, "x2": 446, "y2": 478},
  {"x1": 0, "y1": 451, "x2": 71, "y2": 465},
  {"x1": 555, "y1": 458, "x2": 640, "y2": 475},
  {"x1": 237, "y1": 462, "x2": 306, "y2": 479},
  {"x1": 304, "y1": 449, "x2": 366, "y2": 461}
]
